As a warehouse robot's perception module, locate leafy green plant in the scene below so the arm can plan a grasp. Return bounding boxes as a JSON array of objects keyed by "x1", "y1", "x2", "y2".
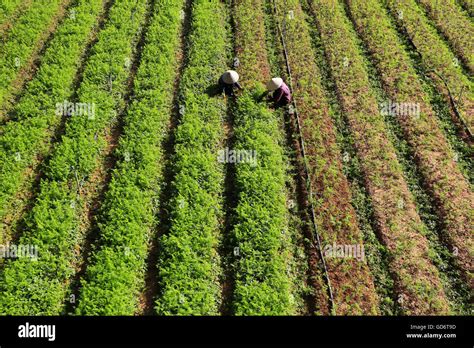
[
  {"x1": 0, "y1": 0, "x2": 106, "y2": 241},
  {"x1": 0, "y1": 0, "x2": 23, "y2": 27},
  {"x1": 154, "y1": 0, "x2": 228, "y2": 316},
  {"x1": 0, "y1": 0, "x2": 148, "y2": 315},
  {"x1": 0, "y1": 0, "x2": 65, "y2": 111},
  {"x1": 76, "y1": 0, "x2": 185, "y2": 315}
]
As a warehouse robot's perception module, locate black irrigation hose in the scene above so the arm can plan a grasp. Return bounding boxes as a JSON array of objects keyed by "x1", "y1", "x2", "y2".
[
  {"x1": 271, "y1": 0, "x2": 335, "y2": 314},
  {"x1": 426, "y1": 69, "x2": 473, "y2": 140},
  {"x1": 400, "y1": 27, "x2": 473, "y2": 141}
]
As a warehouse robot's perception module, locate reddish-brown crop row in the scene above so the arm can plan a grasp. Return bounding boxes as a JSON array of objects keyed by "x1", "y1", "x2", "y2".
[
  {"x1": 273, "y1": 0, "x2": 379, "y2": 315},
  {"x1": 308, "y1": 0, "x2": 450, "y2": 314},
  {"x1": 383, "y1": 0, "x2": 473, "y2": 136},
  {"x1": 346, "y1": 0, "x2": 473, "y2": 290},
  {"x1": 416, "y1": 0, "x2": 474, "y2": 73}
]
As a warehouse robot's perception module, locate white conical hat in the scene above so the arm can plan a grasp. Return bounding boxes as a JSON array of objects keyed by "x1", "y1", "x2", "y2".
[
  {"x1": 222, "y1": 70, "x2": 239, "y2": 84},
  {"x1": 267, "y1": 77, "x2": 283, "y2": 91}
]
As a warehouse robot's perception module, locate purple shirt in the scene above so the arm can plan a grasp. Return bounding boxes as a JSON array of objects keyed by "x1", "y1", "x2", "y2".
[{"x1": 272, "y1": 82, "x2": 291, "y2": 104}]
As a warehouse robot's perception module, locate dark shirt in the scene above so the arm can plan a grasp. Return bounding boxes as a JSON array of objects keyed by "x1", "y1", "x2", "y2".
[
  {"x1": 218, "y1": 76, "x2": 242, "y2": 96},
  {"x1": 272, "y1": 82, "x2": 291, "y2": 106}
]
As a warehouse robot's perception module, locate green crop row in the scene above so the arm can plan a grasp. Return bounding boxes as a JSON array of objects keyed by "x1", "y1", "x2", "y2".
[
  {"x1": 345, "y1": 0, "x2": 473, "y2": 290},
  {"x1": 273, "y1": 0, "x2": 379, "y2": 315},
  {"x1": 383, "y1": 0, "x2": 474, "y2": 147},
  {"x1": 0, "y1": 0, "x2": 148, "y2": 315},
  {"x1": 75, "y1": 0, "x2": 185, "y2": 315},
  {"x1": 0, "y1": 0, "x2": 67, "y2": 112},
  {"x1": 416, "y1": 0, "x2": 474, "y2": 73},
  {"x1": 0, "y1": 0, "x2": 106, "y2": 242},
  {"x1": 154, "y1": 0, "x2": 228, "y2": 315},
  {"x1": 228, "y1": 0, "x2": 294, "y2": 315},
  {"x1": 230, "y1": 93, "x2": 294, "y2": 315},
  {"x1": 0, "y1": 0, "x2": 24, "y2": 27},
  {"x1": 309, "y1": 0, "x2": 450, "y2": 314}
]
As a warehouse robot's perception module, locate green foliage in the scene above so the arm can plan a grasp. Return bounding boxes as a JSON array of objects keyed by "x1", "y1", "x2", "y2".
[
  {"x1": 0, "y1": 0, "x2": 105, "y2": 236},
  {"x1": 0, "y1": 0, "x2": 64, "y2": 108},
  {"x1": 0, "y1": 0, "x2": 148, "y2": 315},
  {"x1": 228, "y1": 0, "x2": 295, "y2": 315},
  {"x1": 0, "y1": 0, "x2": 23, "y2": 26},
  {"x1": 231, "y1": 92, "x2": 294, "y2": 315},
  {"x1": 154, "y1": 0, "x2": 228, "y2": 315},
  {"x1": 76, "y1": 0, "x2": 184, "y2": 315}
]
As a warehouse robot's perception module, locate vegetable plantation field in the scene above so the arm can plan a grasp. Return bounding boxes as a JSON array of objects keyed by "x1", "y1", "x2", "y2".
[{"x1": 0, "y1": 0, "x2": 472, "y2": 316}]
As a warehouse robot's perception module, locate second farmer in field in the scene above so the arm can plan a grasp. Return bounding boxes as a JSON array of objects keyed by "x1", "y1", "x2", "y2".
[
  {"x1": 218, "y1": 70, "x2": 243, "y2": 96},
  {"x1": 267, "y1": 77, "x2": 292, "y2": 108}
]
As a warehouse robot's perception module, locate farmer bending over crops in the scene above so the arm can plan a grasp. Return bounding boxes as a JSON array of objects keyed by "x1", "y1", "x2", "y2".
[
  {"x1": 266, "y1": 77, "x2": 291, "y2": 108},
  {"x1": 218, "y1": 70, "x2": 242, "y2": 96}
]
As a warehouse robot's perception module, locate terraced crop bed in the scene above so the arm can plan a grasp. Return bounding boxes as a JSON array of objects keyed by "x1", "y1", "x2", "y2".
[{"x1": 0, "y1": 0, "x2": 471, "y2": 316}]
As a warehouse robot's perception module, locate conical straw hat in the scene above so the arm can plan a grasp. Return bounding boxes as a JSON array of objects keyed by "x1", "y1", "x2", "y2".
[
  {"x1": 267, "y1": 77, "x2": 283, "y2": 91},
  {"x1": 222, "y1": 70, "x2": 239, "y2": 84}
]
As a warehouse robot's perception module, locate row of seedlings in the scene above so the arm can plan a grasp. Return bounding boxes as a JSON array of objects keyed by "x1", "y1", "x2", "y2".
[
  {"x1": 0, "y1": 0, "x2": 109, "y2": 244},
  {"x1": 76, "y1": 0, "x2": 186, "y2": 315},
  {"x1": 272, "y1": 0, "x2": 379, "y2": 315},
  {"x1": 154, "y1": 0, "x2": 228, "y2": 315},
  {"x1": 345, "y1": 0, "x2": 473, "y2": 290},
  {"x1": 383, "y1": 0, "x2": 474, "y2": 139},
  {"x1": 0, "y1": 0, "x2": 149, "y2": 315},
  {"x1": 0, "y1": 0, "x2": 72, "y2": 116},
  {"x1": 415, "y1": 0, "x2": 474, "y2": 73},
  {"x1": 228, "y1": 0, "x2": 295, "y2": 315},
  {"x1": 307, "y1": 0, "x2": 450, "y2": 314}
]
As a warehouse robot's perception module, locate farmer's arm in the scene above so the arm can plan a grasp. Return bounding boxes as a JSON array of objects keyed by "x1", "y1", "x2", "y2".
[{"x1": 235, "y1": 81, "x2": 243, "y2": 90}]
